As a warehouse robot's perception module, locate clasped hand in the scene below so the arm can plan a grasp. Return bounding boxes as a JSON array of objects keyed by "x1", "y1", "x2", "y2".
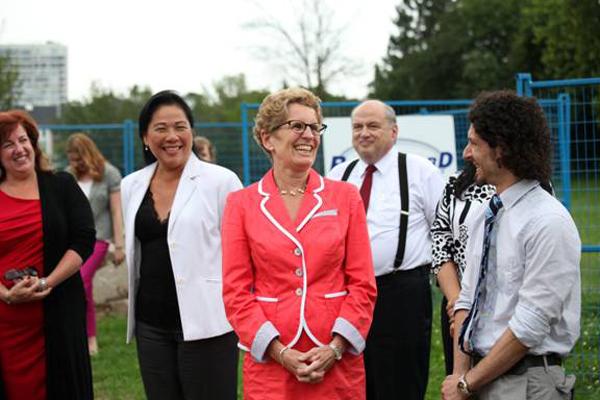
[
  {"x1": 280, "y1": 346, "x2": 337, "y2": 384},
  {"x1": 3, "y1": 276, "x2": 52, "y2": 304},
  {"x1": 441, "y1": 374, "x2": 469, "y2": 400}
]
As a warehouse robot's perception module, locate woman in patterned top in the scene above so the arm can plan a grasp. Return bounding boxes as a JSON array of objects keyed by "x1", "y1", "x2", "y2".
[{"x1": 431, "y1": 162, "x2": 495, "y2": 374}]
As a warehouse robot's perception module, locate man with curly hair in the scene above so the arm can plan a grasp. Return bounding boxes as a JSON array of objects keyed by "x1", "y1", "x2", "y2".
[{"x1": 442, "y1": 91, "x2": 581, "y2": 400}]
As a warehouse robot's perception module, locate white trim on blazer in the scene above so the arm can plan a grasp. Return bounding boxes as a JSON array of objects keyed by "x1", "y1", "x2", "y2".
[{"x1": 256, "y1": 175, "x2": 326, "y2": 349}]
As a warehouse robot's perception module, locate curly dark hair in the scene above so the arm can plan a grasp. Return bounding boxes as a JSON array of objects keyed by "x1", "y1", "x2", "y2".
[{"x1": 468, "y1": 90, "x2": 551, "y2": 183}]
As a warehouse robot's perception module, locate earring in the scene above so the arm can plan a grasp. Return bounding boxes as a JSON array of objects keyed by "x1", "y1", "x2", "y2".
[{"x1": 144, "y1": 145, "x2": 149, "y2": 151}]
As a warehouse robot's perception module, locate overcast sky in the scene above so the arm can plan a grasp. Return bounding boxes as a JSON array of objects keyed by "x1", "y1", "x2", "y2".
[{"x1": 0, "y1": 0, "x2": 398, "y2": 102}]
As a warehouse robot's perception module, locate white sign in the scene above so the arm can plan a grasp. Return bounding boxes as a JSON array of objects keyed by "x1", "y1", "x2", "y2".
[{"x1": 323, "y1": 115, "x2": 457, "y2": 178}]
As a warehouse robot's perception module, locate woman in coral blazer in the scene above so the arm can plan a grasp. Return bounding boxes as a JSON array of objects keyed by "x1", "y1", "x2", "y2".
[{"x1": 222, "y1": 88, "x2": 377, "y2": 399}]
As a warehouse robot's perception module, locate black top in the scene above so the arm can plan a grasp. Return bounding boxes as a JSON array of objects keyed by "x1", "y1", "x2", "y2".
[
  {"x1": 135, "y1": 189, "x2": 182, "y2": 330},
  {"x1": 2, "y1": 171, "x2": 96, "y2": 400}
]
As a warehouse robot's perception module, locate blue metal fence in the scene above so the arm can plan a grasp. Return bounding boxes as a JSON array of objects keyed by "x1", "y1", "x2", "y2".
[
  {"x1": 241, "y1": 99, "x2": 474, "y2": 186},
  {"x1": 39, "y1": 121, "x2": 245, "y2": 180},
  {"x1": 240, "y1": 76, "x2": 597, "y2": 395},
  {"x1": 37, "y1": 72, "x2": 599, "y2": 395},
  {"x1": 518, "y1": 73, "x2": 600, "y2": 395},
  {"x1": 39, "y1": 123, "x2": 130, "y2": 173}
]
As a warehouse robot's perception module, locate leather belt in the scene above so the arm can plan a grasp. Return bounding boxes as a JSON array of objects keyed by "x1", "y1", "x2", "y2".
[{"x1": 473, "y1": 353, "x2": 562, "y2": 375}]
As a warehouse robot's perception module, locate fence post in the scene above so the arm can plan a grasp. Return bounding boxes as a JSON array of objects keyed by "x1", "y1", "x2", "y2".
[
  {"x1": 516, "y1": 73, "x2": 533, "y2": 96},
  {"x1": 557, "y1": 93, "x2": 572, "y2": 210},
  {"x1": 123, "y1": 119, "x2": 135, "y2": 175},
  {"x1": 241, "y1": 103, "x2": 250, "y2": 186},
  {"x1": 129, "y1": 120, "x2": 136, "y2": 174},
  {"x1": 121, "y1": 121, "x2": 129, "y2": 175}
]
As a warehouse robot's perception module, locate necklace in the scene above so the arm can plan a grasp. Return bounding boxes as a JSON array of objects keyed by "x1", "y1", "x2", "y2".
[{"x1": 279, "y1": 185, "x2": 306, "y2": 196}]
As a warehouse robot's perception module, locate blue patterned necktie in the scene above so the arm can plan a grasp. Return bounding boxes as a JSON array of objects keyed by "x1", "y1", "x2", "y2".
[{"x1": 459, "y1": 193, "x2": 503, "y2": 354}]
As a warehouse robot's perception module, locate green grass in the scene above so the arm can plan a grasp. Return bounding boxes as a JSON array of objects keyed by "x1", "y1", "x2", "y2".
[
  {"x1": 425, "y1": 291, "x2": 446, "y2": 400},
  {"x1": 93, "y1": 292, "x2": 599, "y2": 399},
  {"x1": 567, "y1": 181, "x2": 600, "y2": 397},
  {"x1": 92, "y1": 312, "x2": 448, "y2": 399},
  {"x1": 91, "y1": 316, "x2": 144, "y2": 400},
  {"x1": 92, "y1": 181, "x2": 600, "y2": 398},
  {"x1": 93, "y1": 286, "x2": 598, "y2": 398},
  {"x1": 559, "y1": 179, "x2": 600, "y2": 245},
  {"x1": 425, "y1": 287, "x2": 600, "y2": 399}
]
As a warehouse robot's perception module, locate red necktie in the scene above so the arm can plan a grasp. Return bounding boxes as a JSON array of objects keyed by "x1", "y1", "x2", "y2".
[{"x1": 359, "y1": 165, "x2": 377, "y2": 211}]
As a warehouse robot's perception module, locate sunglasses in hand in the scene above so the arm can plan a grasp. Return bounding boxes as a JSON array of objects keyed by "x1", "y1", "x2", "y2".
[{"x1": 4, "y1": 267, "x2": 39, "y2": 282}]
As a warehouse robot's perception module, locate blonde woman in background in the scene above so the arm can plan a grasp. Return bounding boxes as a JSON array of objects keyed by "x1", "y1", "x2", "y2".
[{"x1": 66, "y1": 132, "x2": 124, "y2": 356}]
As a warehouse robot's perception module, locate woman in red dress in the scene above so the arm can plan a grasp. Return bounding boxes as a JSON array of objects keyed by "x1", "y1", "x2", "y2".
[
  {"x1": 0, "y1": 110, "x2": 95, "y2": 400},
  {"x1": 222, "y1": 88, "x2": 377, "y2": 399}
]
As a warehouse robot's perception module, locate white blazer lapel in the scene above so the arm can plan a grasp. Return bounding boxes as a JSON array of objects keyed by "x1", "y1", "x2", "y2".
[
  {"x1": 123, "y1": 163, "x2": 156, "y2": 277},
  {"x1": 169, "y1": 156, "x2": 200, "y2": 230},
  {"x1": 258, "y1": 176, "x2": 300, "y2": 245},
  {"x1": 125, "y1": 165, "x2": 155, "y2": 223}
]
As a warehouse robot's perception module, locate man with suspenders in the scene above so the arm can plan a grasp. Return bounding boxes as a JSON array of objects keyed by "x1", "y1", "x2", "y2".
[{"x1": 328, "y1": 100, "x2": 444, "y2": 400}]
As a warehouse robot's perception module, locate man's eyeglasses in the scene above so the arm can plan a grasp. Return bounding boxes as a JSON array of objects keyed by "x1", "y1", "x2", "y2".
[{"x1": 274, "y1": 120, "x2": 327, "y2": 136}]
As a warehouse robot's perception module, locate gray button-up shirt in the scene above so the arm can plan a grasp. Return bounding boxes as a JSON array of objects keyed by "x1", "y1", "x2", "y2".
[{"x1": 456, "y1": 179, "x2": 581, "y2": 357}]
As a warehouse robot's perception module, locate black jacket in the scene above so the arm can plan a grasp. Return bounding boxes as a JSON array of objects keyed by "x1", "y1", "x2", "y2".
[{"x1": 40, "y1": 171, "x2": 95, "y2": 399}]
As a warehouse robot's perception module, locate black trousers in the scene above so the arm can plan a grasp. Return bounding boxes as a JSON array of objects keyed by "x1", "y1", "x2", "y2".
[
  {"x1": 135, "y1": 321, "x2": 238, "y2": 400},
  {"x1": 441, "y1": 296, "x2": 454, "y2": 375},
  {"x1": 365, "y1": 265, "x2": 432, "y2": 400}
]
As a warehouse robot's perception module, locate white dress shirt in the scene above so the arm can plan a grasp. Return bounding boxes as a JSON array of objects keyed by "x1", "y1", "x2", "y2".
[
  {"x1": 455, "y1": 180, "x2": 581, "y2": 357},
  {"x1": 328, "y1": 148, "x2": 444, "y2": 276}
]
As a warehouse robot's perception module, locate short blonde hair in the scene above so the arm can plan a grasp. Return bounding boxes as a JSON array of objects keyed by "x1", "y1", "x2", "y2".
[{"x1": 253, "y1": 88, "x2": 322, "y2": 156}]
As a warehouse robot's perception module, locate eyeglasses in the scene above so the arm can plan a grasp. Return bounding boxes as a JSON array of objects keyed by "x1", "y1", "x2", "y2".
[{"x1": 274, "y1": 120, "x2": 327, "y2": 136}]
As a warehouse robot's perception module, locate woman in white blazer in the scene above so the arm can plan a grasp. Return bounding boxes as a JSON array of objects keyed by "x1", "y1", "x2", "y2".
[{"x1": 120, "y1": 91, "x2": 243, "y2": 400}]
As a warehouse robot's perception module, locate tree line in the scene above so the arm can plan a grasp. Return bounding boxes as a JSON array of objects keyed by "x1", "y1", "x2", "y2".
[
  {"x1": 1, "y1": 0, "x2": 599, "y2": 120},
  {"x1": 370, "y1": 0, "x2": 600, "y2": 100},
  {"x1": 55, "y1": 74, "x2": 270, "y2": 124}
]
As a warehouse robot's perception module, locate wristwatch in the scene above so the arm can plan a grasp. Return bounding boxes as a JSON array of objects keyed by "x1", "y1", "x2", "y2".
[
  {"x1": 38, "y1": 278, "x2": 49, "y2": 292},
  {"x1": 457, "y1": 374, "x2": 473, "y2": 396},
  {"x1": 329, "y1": 343, "x2": 343, "y2": 361}
]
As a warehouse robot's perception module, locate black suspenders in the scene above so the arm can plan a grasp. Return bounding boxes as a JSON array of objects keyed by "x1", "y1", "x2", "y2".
[
  {"x1": 395, "y1": 153, "x2": 409, "y2": 270},
  {"x1": 341, "y1": 153, "x2": 409, "y2": 270},
  {"x1": 341, "y1": 159, "x2": 359, "y2": 181}
]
